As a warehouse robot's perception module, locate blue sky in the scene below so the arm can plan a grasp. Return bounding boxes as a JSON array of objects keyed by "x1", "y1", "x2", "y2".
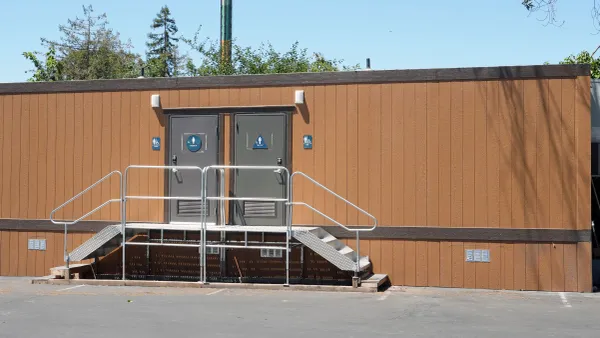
[{"x1": 0, "y1": 0, "x2": 597, "y2": 83}]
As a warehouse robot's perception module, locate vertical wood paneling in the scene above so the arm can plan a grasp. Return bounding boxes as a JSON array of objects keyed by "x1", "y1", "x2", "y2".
[
  {"x1": 110, "y1": 92, "x2": 121, "y2": 220},
  {"x1": 391, "y1": 84, "x2": 404, "y2": 227},
  {"x1": 0, "y1": 232, "x2": 9, "y2": 275},
  {"x1": 137, "y1": 91, "x2": 150, "y2": 221},
  {"x1": 525, "y1": 243, "x2": 539, "y2": 290},
  {"x1": 427, "y1": 242, "x2": 440, "y2": 287},
  {"x1": 451, "y1": 242, "x2": 463, "y2": 288},
  {"x1": 302, "y1": 86, "x2": 316, "y2": 225},
  {"x1": 55, "y1": 94, "x2": 66, "y2": 220},
  {"x1": 381, "y1": 84, "x2": 393, "y2": 227},
  {"x1": 561, "y1": 79, "x2": 576, "y2": 229},
  {"x1": 502, "y1": 243, "x2": 514, "y2": 290},
  {"x1": 28, "y1": 95, "x2": 39, "y2": 219},
  {"x1": 325, "y1": 86, "x2": 337, "y2": 223},
  {"x1": 46, "y1": 94, "x2": 57, "y2": 218},
  {"x1": 128, "y1": 91, "x2": 141, "y2": 220},
  {"x1": 392, "y1": 240, "x2": 404, "y2": 285},
  {"x1": 11, "y1": 232, "x2": 20, "y2": 276},
  {"x1": 575, "y1": 76, "x2": 591, "y2": 230},
  {"x1": 426, "y1": 83, "x2": 439, "y2": 227},
  {"x1": 91, "y1": 93, "x2": 103, "y2": 220},
  {"x1": 82, "y1": 93, "x2": 94, "y2": 218},
  {"x1": 510, "y1": 80, "x2": 525, "y2": 229},
  {"x1": 563, "y1": 244, "x2": 578, "y2": 292},
  {"x1": 381, "y1": 240, "x2": 394, "y2": 280},
  {"x1": 523, "y1": 81, "x2": 538, "y2": 228},
  {"x1": 64, "y1": 94, "x2": 75, "y2": 220},
  {"x1": 463, "y1": 244, "x2": 476, "y2": 289},
  {"x1": 440, "y1": 241, "x2": 452, "y2": 287},
  {"x1": 36, "y1": 95, "x2": 48, "y2": 219},
  {"x1": 73, "y1": 93, "x2": 85, "y2": 219},
  {"x1": 0, "y1": 98, "x2": 2, "y2": 214},
  {"x1": 513, "y1": 243, "x2": 526, "y2": 290},
  {"x1": 19, "y1": 95, "x2": 30, "y2": 219},
  {"x1": 551, "y1": 244, "x2": 565, "y2": 291},
  {"x1": 498, "y1": 82, "x2": 512, "y2": 228},
  {"x1": 403, "y1": 84, "x2": 416, "y2": 226},
  {"x1": 536, "y1": 80, "x2": 550, "y2": 230},
  {"x1": 10, "y1": 95, "x2": 21, "y2": 218},
  {"x1": 475, "y1": 242, "x2": 489, "y2": 289},
  {"x1": 450, "y1": 83, "x2": 463, "y2": 228},
  {"x1": 404, "y1": 240, "x2": 416, "y2": 285},
  {"x1": 26, "y1": 232, "x2": 36, "y2": 276},
  {"x1": 438, "y1": 84, "x2": 451, "y2": 228},
  {"x1": 101, "y1": 92, "x2": 112, "y2": 220},
  {"x1": 474, "y1": 82, "x2": 487, "y2": 227},
  {"x1": 120, "y1": 92, "x2": 131, "y2": 219},
  {"x1": 415, "y1": 241, "x2": 428, "y2": 286},
  {"x1": 335, "y1": 86, "x2": 348, "y2": 225},
  {"x1": 2, "y1": 97, "x2": 13, "y2": 218},
  {"x1": 548, "y1": 80, "x2": 563, "y2": 228},
  {"x1": 370, "y1": 239, "x2": 381, "y2": 273},
  {"x1": 415, "y1": 83, "x2": 427, "y2": 226},
  {"x1": 577, "y1": 242, "x2": 592, "y2": 292},
  {"x1": 486, "y1": 81, "x2": 500, "y2": 228},
  {"x1": 313, "y1": 86, "x2": 326, "y2": 224},
  {"x1": 369, "y1": 85, "x2": 382, "y2": 227},
  {"x1": 357, "y1": 85, "x2": 370, "y2": 226},
  {"x1": 538, "y1": 243, "x2": 552, "y2": 291},
  {"x1": 463, "y1": 82, "x2": 475, "y2": 228}
]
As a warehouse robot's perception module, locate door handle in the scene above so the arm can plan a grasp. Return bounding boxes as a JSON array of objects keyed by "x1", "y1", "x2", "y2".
[{"x1": 273, "y1": 157, "x2": 285, "y2": 184}]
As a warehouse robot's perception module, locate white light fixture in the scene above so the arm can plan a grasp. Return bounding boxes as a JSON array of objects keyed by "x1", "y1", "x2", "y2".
[
  {"x1": 151, "y1": 94, "x2": 161, "y2": 108},
  {"x1": 294, "y1": 90, "x2": 305, "y2": 105}
]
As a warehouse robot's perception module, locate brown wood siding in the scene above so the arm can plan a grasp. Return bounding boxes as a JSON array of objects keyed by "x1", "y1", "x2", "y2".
[
  {"x1": 0, "y1": 72, "x2": 591, "y2": 290},
  {"x1": 0, "y1": 230, "x2": 93, "y2": 277}
]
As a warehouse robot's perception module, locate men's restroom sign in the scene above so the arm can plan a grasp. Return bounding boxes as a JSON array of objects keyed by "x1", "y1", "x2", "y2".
[
  {"x1": 186, "y1": 134, "x2": 202, "y2": 152},
  {"x1": 303, "y1": 135, "x2": 312, "y2": 149},
  {"x1": 253, "y1": 134, "x2": 268, "y2": 149}
]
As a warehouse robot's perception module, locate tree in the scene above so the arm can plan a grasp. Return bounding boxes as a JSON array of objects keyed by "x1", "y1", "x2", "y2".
[
  {"x1": 23, "y1": 5, "x2": 142, "y2": 81},
  {"x1": 522, "y1": 0, "x2": 600, "y2": 29},
  {"x1": 22, "y1": 46, "x2": 64, "y2": 82},
  {"x1": 145, "y1": 5, "x2": 182, "y2": 77},
  {"x1": 554, "y1": 50, "x2": 600, "y2": 78},
  {"x1": 183, "y1": 34, "x2": 359, "y2": 76}
]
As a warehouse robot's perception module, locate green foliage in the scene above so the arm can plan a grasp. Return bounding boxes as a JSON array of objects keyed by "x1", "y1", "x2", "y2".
[
  {"x1": 557, "y1": 50, "x2": 600, "y2": 79},
  {"x1": 23, "y1": 5, "x2": 142, "y2": 81},
  {"x1": 183, "y1": 34, "x2": 359, "y2": 76},
  {"x1": 22, "y1": 46, "x2": 64, "y2": 82},
  {"x1": 145, "y1": 5, "x2": 182, "y2": 77}
]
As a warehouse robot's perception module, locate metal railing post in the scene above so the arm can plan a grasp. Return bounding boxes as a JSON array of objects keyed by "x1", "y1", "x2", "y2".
[
  {"x1": 122, "y1": 169, "x2": 128, "y2": 281},
  {"x1": 64, "y1": 223, "x2": 70, "y2": 280},
  {"x1": 285, "y1": 170, "x2": 292, "y2": 287}
]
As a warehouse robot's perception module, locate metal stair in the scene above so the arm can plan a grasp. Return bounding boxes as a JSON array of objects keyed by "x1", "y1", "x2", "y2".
[{"x1": 66, "y1": 224, "x2": 371, "y2": 273}]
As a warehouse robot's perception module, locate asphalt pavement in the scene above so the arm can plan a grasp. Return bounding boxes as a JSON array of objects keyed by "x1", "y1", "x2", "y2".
[{"x1": 0, "y1": 277, "x2": 599, "y2": 337}]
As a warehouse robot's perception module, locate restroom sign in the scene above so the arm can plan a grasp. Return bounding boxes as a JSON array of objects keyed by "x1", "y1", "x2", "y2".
[
  {"x1": 152, "y1": 137, "x2": 161, "y2": 151},
  {"x1": 186, "y1": 134, "x2": 202, "y2": 152},
  {"x1": 303, "y1": 135, "x2": 312, "y2": 149},
  {"x1": 253, "y1": 134, "x2": 268, "y2": 149}
]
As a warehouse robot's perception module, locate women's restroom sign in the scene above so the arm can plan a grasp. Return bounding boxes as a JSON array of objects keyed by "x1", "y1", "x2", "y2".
[{"x1": 303, "y1": 135, "x2": 312, "y2": 149}]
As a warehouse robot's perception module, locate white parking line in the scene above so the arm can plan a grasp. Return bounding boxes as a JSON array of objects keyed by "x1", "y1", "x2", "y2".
[
  {"x1": 206, "y1": 289, "x2": 224, "y2": 296},
  {"x1": 56, "y1": 284, "x2": 86, "y2": 292},
  {"x1": 559, "y1": 292, "x2": 572, "y2": 308}
]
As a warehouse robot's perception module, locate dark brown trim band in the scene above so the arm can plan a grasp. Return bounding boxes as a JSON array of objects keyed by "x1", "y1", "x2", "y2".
[
  {"x1": 0, "y1": 64, "x2": 589, "y2": 95},
  {"x1": 0, "y1": 219, "x2": 591, "y2": 243},
  {"x1": 163, "y1": 105, "x2": 297, "y2": 114},
  {"x1": 321, "y1": 226, "x2": 591, "y2": 243}
]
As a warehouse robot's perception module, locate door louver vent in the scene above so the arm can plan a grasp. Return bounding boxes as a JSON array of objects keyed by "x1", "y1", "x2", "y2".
[
  {"x1": 243, "y1": 201, "x2": 276, "y2": 217},
  {"x1": 177, "y1": 200, "x2": 208, "y2": 216}
]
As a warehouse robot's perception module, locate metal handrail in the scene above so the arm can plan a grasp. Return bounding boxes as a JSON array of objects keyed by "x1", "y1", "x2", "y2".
[
  {"x1": 288, "y1": 171, "x2": 378, "y2": 277},
  {"x1": 122, "y1": 165, "x2": 205, "y2": 282},
  {"x1": 49, "y1": 170, "x2": 123, "y2": 225},
  {"x1": 289, "y1": 171, "x2": 378, "y2": 230},
  {"x1": 203, "y1": 164, "x2": 291, "y2": 285},
  {"x1": 49, "y1": 170, "x2": 122, "y2": 272}
]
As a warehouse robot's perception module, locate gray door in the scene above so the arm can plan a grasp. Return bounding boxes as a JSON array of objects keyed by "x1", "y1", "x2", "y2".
[
  {"x1": 233, "y1": 114, "x2": 289, "y2": 226},
  {"x1": 169, "y1": 115, "x2": 220, "y2": 224}
]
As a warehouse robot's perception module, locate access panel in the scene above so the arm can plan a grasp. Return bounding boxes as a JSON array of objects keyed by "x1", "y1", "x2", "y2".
[
  {"x1": 232, "y1": 114, "x2": 289, "y2": 226},
  {"x1": 168, "y1": 115, "x2": 220, "y2": 224}
]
